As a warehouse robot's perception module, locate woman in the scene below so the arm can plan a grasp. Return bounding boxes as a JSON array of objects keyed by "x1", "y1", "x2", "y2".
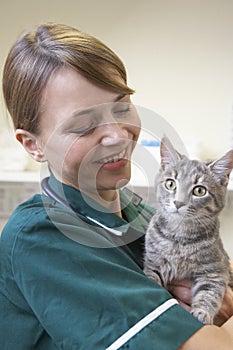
[{"x1": 1, "y1": 22, "x2": 233, "y2": 349}]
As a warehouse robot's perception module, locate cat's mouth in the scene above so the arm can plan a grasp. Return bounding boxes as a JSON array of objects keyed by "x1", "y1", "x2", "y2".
[{"x1": 166, "y1": 206, "x2": 187, "y2": 216}]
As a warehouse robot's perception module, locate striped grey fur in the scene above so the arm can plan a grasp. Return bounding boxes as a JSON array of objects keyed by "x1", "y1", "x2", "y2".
[{"x1": 143, "y1": 136, "x2": 233, "y2": 324}]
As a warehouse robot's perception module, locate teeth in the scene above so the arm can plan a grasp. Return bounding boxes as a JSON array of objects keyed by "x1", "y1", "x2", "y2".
[{"x1": 98, "y1": 149, "x2": 126, "y2": 164}]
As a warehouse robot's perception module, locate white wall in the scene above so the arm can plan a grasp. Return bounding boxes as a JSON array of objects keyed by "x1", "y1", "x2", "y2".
[
  {"x1": 1, "y1": 0, "x2": 233, "y2": 258},
  {"x1": 1, "y1": 0, "x2": 233, "y2": 165}
]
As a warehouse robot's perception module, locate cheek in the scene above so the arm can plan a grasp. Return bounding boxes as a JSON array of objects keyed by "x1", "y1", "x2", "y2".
[
  {"x1": 63, "y1": 139, "x2": 87, "y2": 169},
  {"x1": 133, "y1": 126, "x2": 141, "y2": 143},
  {"x1": 132, "y1": 116, "x2": 141, "y2": 141},
  {"x1": 157, "y1": 186, "x2": 174, "y2": 205},
  {"x1": 43, "y1": 134, "x2": 84, "y2": 171},
  {"x1": 125, "y1": 109, "x2": 141, "y2": 142}
]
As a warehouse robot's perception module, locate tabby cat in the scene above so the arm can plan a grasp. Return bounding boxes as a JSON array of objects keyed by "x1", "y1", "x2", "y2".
[{"x1": 143, "y1": 136, "x2": 233, "y2": 324}]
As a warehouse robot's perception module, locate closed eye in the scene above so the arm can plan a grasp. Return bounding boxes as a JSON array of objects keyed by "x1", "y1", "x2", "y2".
[
  {"x1": 114, "y1": 107, "x2": 131, "y2": 115},
  {"x1": 71, "y1": 123, "x2": 95, "y2": 136},
  {"x1": 112, "y1": 102, "x2": 132, "y2": 117}
]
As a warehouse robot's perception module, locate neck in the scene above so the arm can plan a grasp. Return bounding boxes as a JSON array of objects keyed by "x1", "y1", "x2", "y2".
[
  {"x1": 54, "y1": 172, "x2": 123, "y2": 217},
  {"x1": 83, "y1": 188, "x2": 122, "y2": 218},
  {"x1": 98, "y1": 189, "x2": 122, "y2": 217}
]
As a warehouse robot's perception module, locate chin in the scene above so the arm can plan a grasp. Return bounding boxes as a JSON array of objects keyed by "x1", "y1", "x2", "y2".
[
  {"x1": 116, "y1": 178, "x2": 130, "y2": 189},
  {"x1": 97, "y1": 176, "x2": 131, "y2": 191}
]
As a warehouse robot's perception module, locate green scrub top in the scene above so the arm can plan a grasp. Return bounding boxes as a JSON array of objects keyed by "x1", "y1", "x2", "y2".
[{"x1": 0, "y1": 174, "x2": 203, "y2": 349}]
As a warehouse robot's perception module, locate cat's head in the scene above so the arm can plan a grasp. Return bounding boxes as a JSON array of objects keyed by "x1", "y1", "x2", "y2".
[{"x1": 156, "y1": 136, "x2": 233, "y2": 218}]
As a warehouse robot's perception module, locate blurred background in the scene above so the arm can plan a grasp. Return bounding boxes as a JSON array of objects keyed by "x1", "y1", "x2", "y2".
[{"x1": 0, "y1": 0, "x2": 233, "y2": 257}]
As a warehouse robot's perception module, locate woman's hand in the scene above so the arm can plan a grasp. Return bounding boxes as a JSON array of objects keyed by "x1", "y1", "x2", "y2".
[
  {"x1": 167, "y1": 280, "x2": 233, "y2": 326},
  {"x1": 167, "y1": 280, "x2": 192, "y2": 312},
  {"x1": 214, "y1": 287, "x2": 233, "y2": 326}
]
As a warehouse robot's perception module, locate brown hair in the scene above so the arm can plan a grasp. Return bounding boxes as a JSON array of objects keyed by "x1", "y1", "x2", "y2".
[{"x1": 2, "y1": 22, "x2": 134, "y2": 134}]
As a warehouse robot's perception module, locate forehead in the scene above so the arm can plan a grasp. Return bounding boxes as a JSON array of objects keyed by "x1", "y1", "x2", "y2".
[
  {"x1": 42, "y1": 67, "x2": 123, "y2": 109},
  {"x1": 39, "y1": 67, "x2": 127, "y2": 130},
  {"x1": 165, "y1": 159, "x2": 208, "y2": 182}
]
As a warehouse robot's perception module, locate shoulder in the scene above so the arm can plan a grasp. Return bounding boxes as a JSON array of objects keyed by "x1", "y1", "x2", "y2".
[
  {"x1": 0, "y1": 194, "x2": 76, "y2": 259},
  {"x1": 1, "y1": 193, "x2": 62, "y2": 235},
  {"x1": 0, "y1": 193, "x2": 114, "y2": 266},
  {"x1": 1, "y1": 194, "x2": 45, "y2": 245}
]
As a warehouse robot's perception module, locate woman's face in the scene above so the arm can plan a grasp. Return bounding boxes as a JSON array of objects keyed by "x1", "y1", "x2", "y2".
[{"x1": 37, "y1": 67, "x2": 141, "y2": 198}]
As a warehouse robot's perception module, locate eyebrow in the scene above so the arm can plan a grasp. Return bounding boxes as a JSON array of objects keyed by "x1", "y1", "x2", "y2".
[{"x1": 70, "y1": 94, "x2": 127, "y2": 119}]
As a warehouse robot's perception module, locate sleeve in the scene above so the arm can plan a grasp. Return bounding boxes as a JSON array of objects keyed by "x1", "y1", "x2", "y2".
[{"x1": 4, "y1": 210, "x2": 203, "y2": 350}]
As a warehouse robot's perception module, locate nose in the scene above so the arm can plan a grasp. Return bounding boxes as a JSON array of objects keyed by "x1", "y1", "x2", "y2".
[
  {"x1": 174, "y1": 200, "x2": 185, "y2": 209},
  {"x1": 100, "y1": 123, "x2": 129, "y2": 146}
]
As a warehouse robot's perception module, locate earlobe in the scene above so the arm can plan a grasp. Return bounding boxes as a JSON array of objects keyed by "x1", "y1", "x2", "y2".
[{"x1": 15, "y1": 129, "x2": 46, "y2": 162}]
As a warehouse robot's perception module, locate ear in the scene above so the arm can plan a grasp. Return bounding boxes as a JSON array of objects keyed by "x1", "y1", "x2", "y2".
[
  {"x1": 15, "y1": 129, "x2": 46, "y2": 163},
  {"x1": 208, "y1": 149, "x2": 233, "y2": 185},
  {"x1": 160, "y1": 136, "x2": 183, "y2": 170}
]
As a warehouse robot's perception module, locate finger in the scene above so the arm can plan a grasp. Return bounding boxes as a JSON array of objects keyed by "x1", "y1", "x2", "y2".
[
  {"x1": 214, "y1": 310, "x2": 229, "y2": 326},
  {"x1": 224, "y1": 287, "x2": 233, "y2": 307},
  {"x1": 167, "y1": 285, "x2": 192, "y2": 305},
  {"x1": 213, "y1": 287, "x2": 233, "y2": 326}
]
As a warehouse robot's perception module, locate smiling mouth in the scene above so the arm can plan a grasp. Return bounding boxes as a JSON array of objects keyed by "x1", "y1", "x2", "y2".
[{"x1": 97, "y1": 149, "x2": 127, "y2": 164}]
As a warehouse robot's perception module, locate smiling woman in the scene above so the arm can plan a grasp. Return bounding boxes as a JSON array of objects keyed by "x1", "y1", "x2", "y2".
[
  {"x1": 1, "y1": 22, "x2": 233, "y2": 350},
  {"x1": 16, "y1": 66, "x2": 141, "y2": 203},
  {"x1": 3, "y1": 23, "x2": 134, "y2": 134}
]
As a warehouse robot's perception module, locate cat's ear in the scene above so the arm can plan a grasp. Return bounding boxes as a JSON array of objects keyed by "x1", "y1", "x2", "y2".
[
  {"x1": 208, "y1": 150, "x2": 233, "y2": 185},
  {"x1": 160, "y1": 136, "x2": 182, "y2": 170}
]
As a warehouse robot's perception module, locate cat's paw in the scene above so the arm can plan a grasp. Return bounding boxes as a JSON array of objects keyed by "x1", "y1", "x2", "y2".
[{"x1": 191, "y1": 308, "x2": 213, "y2": 324}]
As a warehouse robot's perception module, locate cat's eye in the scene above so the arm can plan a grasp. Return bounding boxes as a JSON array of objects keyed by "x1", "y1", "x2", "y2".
[
  {"x1": 165, "y1": 179, "x2": 176, "y2": 191},
  {"x1": 193, "y1": 186, "x2": 207, "y2": 197}
]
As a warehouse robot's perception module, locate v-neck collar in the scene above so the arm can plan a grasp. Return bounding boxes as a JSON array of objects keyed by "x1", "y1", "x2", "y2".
[{"x1": 47, "y1": 173, "x2": 150, "y2": 236}]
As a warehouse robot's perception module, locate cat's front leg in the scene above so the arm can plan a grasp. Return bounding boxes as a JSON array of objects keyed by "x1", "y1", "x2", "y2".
[{"x1": 191, "y1": 277, "x2": 226, "y2": 325}]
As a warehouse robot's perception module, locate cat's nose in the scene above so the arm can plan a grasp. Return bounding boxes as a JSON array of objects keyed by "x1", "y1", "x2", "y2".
[{"x1": 174, "y1": 200, "x2": 185, "y2": 209}]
